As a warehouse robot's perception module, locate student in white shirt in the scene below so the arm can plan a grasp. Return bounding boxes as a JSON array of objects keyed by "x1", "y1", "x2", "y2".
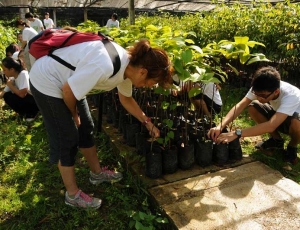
[
  {"x1": 106, "y1": 13, "x2": 120, "y2": 28},
  {"x1": 43, "y1": 12, "x2": 55, "y2": 29},
  {"x1": 208, "y1": 66, "x2": 300, "y2": 165},
  {"x1": 25, "y1": 12, "x2": 44, "y2": 33},
  {"x1": 0, "y1": 57, "x2": 39, "y2": 122},
  {"x1": 29, "y1": 32, "x2": 173, "y2": 209},
  {"x1": 16, "y1": 19, "x2": 38, "y2": 71}
]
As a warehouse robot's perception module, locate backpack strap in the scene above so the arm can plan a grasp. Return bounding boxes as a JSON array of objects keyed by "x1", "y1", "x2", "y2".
[{"x1": 48, "y1": 32, "x2": 121, "y2": 77}]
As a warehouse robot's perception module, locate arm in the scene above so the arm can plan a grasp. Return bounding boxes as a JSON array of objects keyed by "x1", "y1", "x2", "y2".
[
  {"x1": 6, "y1": 79, "x2": 28, "y2": 98},
  {"x1": 118, "y1": 91, "x2": 160, "y2": 137},
  {"x1": 62, "y1": 81, "x2": 80, "y2": 127},
  {"x1": 216, "y1": 112, "x2": 288, "y2": 144},
  {"x1": 0, "y1": 90, "x2": 5, "y2": 99},
  {"x1": 208, "y1": 97, "x2": 252, "y2": 141},
  {"x1": 21, "y1": 41, "x2": 27, "y2": 49}
]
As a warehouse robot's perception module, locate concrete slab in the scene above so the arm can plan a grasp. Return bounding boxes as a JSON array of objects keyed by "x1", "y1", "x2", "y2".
[{"x1": 149, "y1": 162, "x2": 300, "y2": 229}]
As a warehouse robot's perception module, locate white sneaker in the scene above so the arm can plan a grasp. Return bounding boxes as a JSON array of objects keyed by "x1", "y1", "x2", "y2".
[
  {"x1": 25, "y1": 117, "x2": 35, "y2": 122},
  {"x1": 89, "y1": 167, "x2": 123, "y2": 185}
]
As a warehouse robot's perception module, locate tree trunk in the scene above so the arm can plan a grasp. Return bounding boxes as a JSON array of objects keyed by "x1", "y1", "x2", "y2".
[
  {"x1": 19, "y1": 7, "x2": 29, "y2": 19},
  {"x1": 129, "y1": 0, "x2": 135, "y2": 25}
]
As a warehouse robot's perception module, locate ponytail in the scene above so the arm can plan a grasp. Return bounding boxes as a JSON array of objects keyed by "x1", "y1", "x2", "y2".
[
  {"x1": 128, "y1": 40, "x2": 173, "y2": 87},
  {"x1": 1, "y1": 57, "x2": 25, "y2": 73}
]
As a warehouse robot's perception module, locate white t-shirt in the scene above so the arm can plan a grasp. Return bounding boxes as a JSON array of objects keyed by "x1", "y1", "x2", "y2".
[
  {"x1": 203, "y1": 82, "x2": 222, "y2": 106},
  {"x1": 4, "y1": 70, "x2": 30, "y2": 93},
  {"x1": 106, "y1": 19, "x2": 119, "y2": 28},
  {"x1": 246, "y1": 80, "x2": 300, "y2": 116},
  {"x1": 30, "y1": 19, "x2": 44, "y2": 32},
  {"x1": 44, "y1": 18, "x2": 54, "y2": 29},
  {"x1": 29, "y1": 40, "x2": 131, "y2": 100},
  {"x1": 22, "y1": 27, "x2": 38, "y2": 42}
]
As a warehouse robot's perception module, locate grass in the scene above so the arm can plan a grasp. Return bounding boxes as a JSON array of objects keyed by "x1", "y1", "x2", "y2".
[
  {"x1": 0, "y1": 105, "x2": 169, "y2": 229},
  {"x1": 0, "y1": 86, "x2": 300, "y2": 229}
]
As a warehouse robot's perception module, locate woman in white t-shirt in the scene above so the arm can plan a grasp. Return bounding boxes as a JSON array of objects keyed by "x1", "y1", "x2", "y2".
[
  {"x1": 0, "y1": 57, "x2": 39, "y2": 121},
  {"x1": 16, "y1": 19, "x2": 38, "y2": 71},
  {"x1": 106, "y1": 13, "x2": 120, "y2": 28},
  {"x1": 29, "y1": 34, "x2": 173, "y2": 209}
]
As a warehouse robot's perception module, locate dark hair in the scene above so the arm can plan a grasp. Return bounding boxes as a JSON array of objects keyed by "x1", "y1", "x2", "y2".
[
  {"x1": 25, "y1": 12, "x2": 34, "y2": 19},
  {"x1": 252, "y1": 66, "x2": 280, "y2": 92},
  {"x1": 5, "y1": 43, "x2": 20, "y2": 57},
  {"x1": 112, "y1": 13, "x2": 118, "y2": 20},
  {"x1": 45, "y1": 12, "x2": 49, "y2": 15},
  {"x1": 128, "y1": 40, "x2": 173, "y2": 87},
  {"x1": 1, "y1": 57, "x2": 25, "y2": 73},
  {"x1": 15, "y1": 19, "x2": 30, "y2": 28}
]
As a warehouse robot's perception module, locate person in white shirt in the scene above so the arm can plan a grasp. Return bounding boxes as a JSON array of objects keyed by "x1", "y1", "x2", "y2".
[
  {"x1": 29, "y1": 31, "x2": 173, "y2": 209},
  {"x1": 106, "y1": 13, "x2": 120, "y2": 28},
  {"x1": 16, "y1": 19, "x2": 38, "y2": 71},
  {"x1": 208, "y1": 66, "x2": 300, "y2": 165},
  {"x1": 171, "y1": 76, "x2": 222, "y2": 118},
  {"x1": 43, "y1": 12, "x2": 55, "y2": 29},
  {"x1": 0, "y1": 57, "x2": 39, "y2": 122},
  {"x1": 25, "y1": 12, "x2": 44, "y2": 33}
]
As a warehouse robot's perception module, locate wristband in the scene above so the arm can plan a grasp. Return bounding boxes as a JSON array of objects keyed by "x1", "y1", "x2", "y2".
[{"x1": 142, "y1": 117, "x2": 151, "y2": 125}]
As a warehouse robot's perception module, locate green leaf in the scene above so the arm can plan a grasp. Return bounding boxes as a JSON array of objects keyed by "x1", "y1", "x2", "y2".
[
  {"x1": 165, "y1": 119, "x2": 173, "y2": 128},
  {"x1": 174, "y1": 58, "x2": 184, "y2": 74},
  {"x1": 161, "y1": 101, "x2": 170, "y2": 110},
  {"x1": 167, "y1": 131, "x2": 174, "y2": 139},
  {"x1": 135, "y1": 221, "x2": 144, "y2": 229},
  {"x1": 190, "y1": 45, "x2": 203, "y2": 54},
  {"x1": 234, "y1": 36, "x2": 249, "y2": 44},
  {"x1": 181, "y1": 49, "x2": 193, "y2": 63},
  {"x1": 156, "y1": 138, "x2": 164, "y2": 144},
  {"x1": 188, "y1": 87, "x2": 202, "y2": 98},
  {"x1": 226, "y1": 63, "x2": 239, "y2": 76}
]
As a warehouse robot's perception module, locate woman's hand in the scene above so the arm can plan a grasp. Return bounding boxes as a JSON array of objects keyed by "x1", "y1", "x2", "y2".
[
  {"x1": 6, "y1": 78, "x2": 15, "y2": 88},
  {"x1": 146, "y1": 122, "x2": 160, "y2": 138},
  {"x1": 207, "y1": 127, "x2": 221, "y2": 142},
  {"x1": 215, "y1": 131, "x2": 238, "y2": 144},
  {"x1": 73, "y1": 113, "x2": 81, "y2": 127}
]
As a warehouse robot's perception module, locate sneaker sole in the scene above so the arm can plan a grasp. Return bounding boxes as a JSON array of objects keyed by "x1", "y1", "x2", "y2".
[
  {"x1": 65, "y1": 200, "x2": 102, "y2": 209},
  {"x1": 89, "y1": 177, "x2": 123, "y2": 185}
]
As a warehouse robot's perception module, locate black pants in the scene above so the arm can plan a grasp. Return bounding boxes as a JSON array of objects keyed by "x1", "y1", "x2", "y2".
[{"x1": 3, "y1": 92, "x2": 39, "y2": 118}]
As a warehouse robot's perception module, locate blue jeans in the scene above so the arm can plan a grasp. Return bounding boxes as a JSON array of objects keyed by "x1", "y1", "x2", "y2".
[{"x1": 30, "y1": 82, "x2": 95, "y2": 166}]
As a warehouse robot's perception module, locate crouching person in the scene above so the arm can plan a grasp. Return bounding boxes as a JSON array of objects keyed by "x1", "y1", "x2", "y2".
[
  {"x1": 0, "y1": 57, "x2": 39, "y2": 122},
  {"x1": 208, "y1": 66, "x2": 300, "y2": 165}
]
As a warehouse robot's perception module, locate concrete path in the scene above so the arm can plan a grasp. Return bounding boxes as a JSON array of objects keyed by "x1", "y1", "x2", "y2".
[{"x1": 100, "y1": 118, "x2": 300, "y2": 230}]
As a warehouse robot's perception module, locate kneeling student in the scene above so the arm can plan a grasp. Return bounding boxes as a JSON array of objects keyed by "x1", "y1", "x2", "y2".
[
  {"x1": 208, "y1": 66, "x2": 300, "y2": 165},
  {"x1": 0, "y1": 57, "x2": 39, "y2": 122}
]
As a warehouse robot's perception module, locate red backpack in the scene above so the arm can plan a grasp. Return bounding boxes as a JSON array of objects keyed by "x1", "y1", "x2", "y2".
[{"x1": 28, "y1": 29, "x2": 120, "y2": 76}]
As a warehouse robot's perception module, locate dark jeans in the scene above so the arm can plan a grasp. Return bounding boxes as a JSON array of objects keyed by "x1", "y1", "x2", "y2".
[
  {"x1": 30, "y1": 82, "x2": 95, "y2": 166},
  {"x1": 3, "y1": 91, "x2": 39, "y2": 118}
]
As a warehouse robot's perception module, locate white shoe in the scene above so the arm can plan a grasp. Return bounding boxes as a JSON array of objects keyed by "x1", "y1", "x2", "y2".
[{"x1": 25, "y1": 117, "x2": 35, "y2": 122}]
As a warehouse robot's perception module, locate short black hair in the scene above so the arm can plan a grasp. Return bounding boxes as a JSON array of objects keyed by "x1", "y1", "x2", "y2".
[
  {"x1": 112, "y1": 13, "x2": 118, "y2": 20},
  {"x1": 5, "y1": 43, "x2": 20, "y2": 56},
  {"x1": 252, "y1": 66, "x2": 280, "y2": 92},
  {"x1": 25, "y1": 12, "x2": 34, "y2": 19},
  {"x1": 45, "y1": 12, "x2": 49, "y2": 15}
]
